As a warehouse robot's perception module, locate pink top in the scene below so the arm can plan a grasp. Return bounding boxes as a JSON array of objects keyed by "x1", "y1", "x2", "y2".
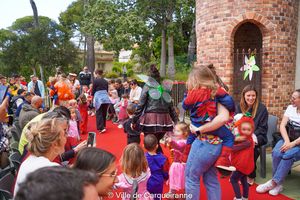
[
  {"x1": 68, "y1": 120, "x2": 79, "y2": 139},
  {"x1": 115, "y1": 170, "x2": 153, "y2": 200},
  {"x1": 170, "y1": 139, "x2": 187, "y2": 163}
]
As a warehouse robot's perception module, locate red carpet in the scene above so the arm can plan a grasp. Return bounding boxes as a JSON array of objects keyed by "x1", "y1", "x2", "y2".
[{"x1": 84, "y1": 116, "x2": 293, "y2": 200}]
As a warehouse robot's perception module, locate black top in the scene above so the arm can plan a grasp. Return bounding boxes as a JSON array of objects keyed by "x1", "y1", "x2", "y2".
[
  {"x1": 34, "y1": 82, "x2": 41, "y2": 97},
  {"x1": 92, "y1": 77, "x2": 108, "y2": 96},
  {"x1": 236, "y1": 103, "x2": 269, "y2": 146},
  {"x1": 124, "y1": 118, "x2": 141, "y2": 136},
  {"x1": 79, "y1": 71, "x2": 92, "y2": 86}
]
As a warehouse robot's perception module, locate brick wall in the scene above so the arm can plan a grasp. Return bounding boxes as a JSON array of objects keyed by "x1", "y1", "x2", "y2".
[{"x1": 196, "y1": 0, "x2": 299, "y2": 118}]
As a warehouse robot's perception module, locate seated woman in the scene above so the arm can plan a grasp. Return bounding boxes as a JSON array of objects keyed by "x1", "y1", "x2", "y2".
[
  {"x1": 14, "y1": 117, "x2": 68, "y2": 196},
  {"x1": 235, "y1": 85, "x2": 268, "y2": 185},
  {"x1": 256, "y1": 89, "x2": 300, "y2": 196},
  {"x1": 73, "y1": 147, "x2": 118, "y2": 198}
]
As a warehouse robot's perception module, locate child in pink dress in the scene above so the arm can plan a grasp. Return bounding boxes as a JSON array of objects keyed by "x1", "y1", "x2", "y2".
[
  {"x1": 117, "y1": 94, "x2": 129, "y2": 128},
  {"x1": 166, "y1": 122, "x2": 189, "y2": 196},
  {"x1": 115, "y1": 143, "x2": 153, "y2": 200},
  {"x1": 68, "y1": 108, "x2": 80, "y2": 141}
]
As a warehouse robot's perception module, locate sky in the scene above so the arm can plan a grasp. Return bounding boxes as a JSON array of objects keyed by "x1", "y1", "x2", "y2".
[{"x1": 0, "y1": 0, "x2": 76, "y2": 29}]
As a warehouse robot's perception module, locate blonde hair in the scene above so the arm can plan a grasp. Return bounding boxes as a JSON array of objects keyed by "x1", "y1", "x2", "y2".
[
  {"x1": 239, "y1": 85, "x2": 259, "y2": 118},
  {"x1": 175, "y1": 122, "x2": 190, "y2": 138},
  {"x1": 120, "y1": 143, "x2": 148, "y2": 178},
  {"x1": 186, "y1": 65, "x2": 217, "y2": 91},
  {"x1": 25, "y1": 118, "x2": 67, "y2": 156},
  {"x1": 69, "y1": 99, "x2": 77, "y2": 107}
]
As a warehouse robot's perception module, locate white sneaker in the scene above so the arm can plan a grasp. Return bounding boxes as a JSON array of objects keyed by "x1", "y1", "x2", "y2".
[
  {"x1": 256, "y1": 180, "x2": 276, "y2": 193},
  {"x1": 269, "y1": 184, "x2": 283, "y2": 196},
  {"x1": 233, "y1": 197, "x2": 242, "y2": 200},
  {"x1": 118, "y1": 124, "x2": 123, "y2": 129}
]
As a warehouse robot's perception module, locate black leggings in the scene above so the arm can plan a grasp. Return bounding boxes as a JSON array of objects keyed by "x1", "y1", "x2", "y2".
[
  {"x1": 96, "y1": 104, "x2": 109, "y2": 131},
  {"x1": 230, "y1": 170, "x2": 249, "y2": 199}
]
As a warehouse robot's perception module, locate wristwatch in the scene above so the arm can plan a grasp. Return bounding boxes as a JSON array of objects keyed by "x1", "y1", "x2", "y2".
[{"x1": 196, "y1": 130, "x2": 201, "y2": 136}]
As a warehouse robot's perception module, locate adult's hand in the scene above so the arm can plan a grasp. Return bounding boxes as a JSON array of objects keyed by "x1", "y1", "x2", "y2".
[
  {"x1": 280, "y1": 141, "x2": 295, "y2": 152},
  {"x1": 130, "y1": 123, "x2": 136, "y2": 130},
  {"x1": 0, "y1": 97, "x2": 9, "y2": 123}
]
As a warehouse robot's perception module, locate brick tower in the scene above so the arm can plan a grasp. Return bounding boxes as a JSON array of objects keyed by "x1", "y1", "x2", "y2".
[{"x1": 196, "y1": 0, "x2": 299, "y2": 117}]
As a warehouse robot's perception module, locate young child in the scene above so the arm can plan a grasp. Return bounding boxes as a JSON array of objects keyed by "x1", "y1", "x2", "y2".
[
  {"x1": 144, "y1": 134, "x2": 169, "y2": 200},
  {"x1": 115, "y1": 143, "x2": 152, "y2": 200},
  {"x1": 87, "y1": 84, "x2": 95, "y2": 116},
  {"x1": 165, "y1": 122, "x2": 189, "y2": 196},
  {"x1": 108, "y1": 89, "x2": 119, "y2": 122},
  {"x1": 123, "y1": 104, "x2": 141, "y2": 144},
  {"x1": 230, "y1": 114, "x2": 255, "y2": 200},
  {"x1": 69, "y1": 99, "x2": 82, "y2": 137},
  {"x1": 117, "y1": 94, "x2": 129, "y2": 129},
  {"x1": 182, "y1": 66, "x2": 236, "y2": 175},
  {"x1": 68, "y1": 107, "x2": 80, "y2": 141},
  {"x1": 78, "y1": 94, "x2": 88, "y2": 135}
]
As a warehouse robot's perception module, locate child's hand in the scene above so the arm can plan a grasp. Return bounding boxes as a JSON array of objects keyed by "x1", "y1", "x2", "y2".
[
  {"x1": 165, "y1": 137, "x2": 172, "y2": 144},
  {"x1": 235, "y1": 136, "x2": 247, "y2": 142}
]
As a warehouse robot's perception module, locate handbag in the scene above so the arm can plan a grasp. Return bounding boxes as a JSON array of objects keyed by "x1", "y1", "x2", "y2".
[{"x1": 286, "y1": 120, "x2": 300, "y2": 142}]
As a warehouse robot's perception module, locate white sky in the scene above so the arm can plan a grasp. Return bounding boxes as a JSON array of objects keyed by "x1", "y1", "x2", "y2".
[{"x1": 0, "y1": 0, "x2": 76, "y2": 29}]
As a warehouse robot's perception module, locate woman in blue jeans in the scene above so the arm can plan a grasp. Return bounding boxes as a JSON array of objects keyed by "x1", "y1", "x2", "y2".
[
  {"x1": 257, "y1": 89, "x2": 300, "y2": 196},
  {"x1": 187, "y1": 103, "x2": 230, "y2": 200}
]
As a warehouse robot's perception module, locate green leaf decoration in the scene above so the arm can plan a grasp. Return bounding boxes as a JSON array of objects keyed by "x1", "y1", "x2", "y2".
[
  {"x1": 243, "y1": 70, "x2": 250, "y2": 80},
  {"x1": 245, "y1": 112, "x2": 252, "y2": 117},
  {"x1": 252, "y1": 65, "x2": 260, "y2": 71}
]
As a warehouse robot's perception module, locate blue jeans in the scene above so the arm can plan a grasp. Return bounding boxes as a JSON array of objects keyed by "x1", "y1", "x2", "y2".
[
  {"x1": 185, "y1": 139, "x2": 222, "y2": 200},
  {"x1": 272, "y1": 140, "x2": 300, "y2": 184}
]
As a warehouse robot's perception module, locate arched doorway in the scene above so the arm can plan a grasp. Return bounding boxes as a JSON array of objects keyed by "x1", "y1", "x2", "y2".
[{"x1": 233, "y1": 22, "x2": 263, "y2": 102}]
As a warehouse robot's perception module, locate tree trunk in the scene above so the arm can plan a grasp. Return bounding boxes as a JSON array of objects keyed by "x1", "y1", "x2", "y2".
[
  {"x1": 86, "y1": 35, "x2": 95, "y2": 77},
  {"x1": 160, "y1": 28, "x2": 167, "y2": 77},
  {"x1": 84, "y1": 0, "x2": 95, "y2": 79},
  {"x1": 167, "y1": 33, "x2": 175, "y2": 79},
  {"x1": 29, "y1": 0, "x2": 39, "y2": 28},
  {"x1": 187, "y1": 20, "x2": 196, "y2": 65},
  {"x1": 31, "y1": 66, "x2": 37, "y2": 77},
  {"x1": 29, "y1": 0, "x2": 45, "y2": 83},
  {"x1": 83, "y1": 36, "x2": 87, "y2": 66}
]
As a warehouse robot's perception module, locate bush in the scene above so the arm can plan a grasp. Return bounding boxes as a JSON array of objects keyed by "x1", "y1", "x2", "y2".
[{"x1": 106, "y1": 71, "x2": 119, "y2": 79}]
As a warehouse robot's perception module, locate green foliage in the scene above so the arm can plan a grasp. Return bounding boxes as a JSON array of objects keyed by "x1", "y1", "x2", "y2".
[
  {"x1": 106, "y1": 71, "x2": 119, "y2": 79},
  {"x1": 0, "y1": 16, "x2": 79, "y2": 80},
  {"x1": 112, "y1": 61, "x2": 134, "y2": 77}
]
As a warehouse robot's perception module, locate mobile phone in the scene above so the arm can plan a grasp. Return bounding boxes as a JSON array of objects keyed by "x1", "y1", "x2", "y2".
[
  {"x1": 87, "y1": 132, "x2": 96, "y2": 147},
  {"x1": 0, "y1": 85, "x2": 8, "y2": 104}
]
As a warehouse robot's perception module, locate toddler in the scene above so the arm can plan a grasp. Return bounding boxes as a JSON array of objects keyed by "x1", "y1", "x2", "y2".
[
  {"x1": 230, "y1": 114, "x2": 255, "y2": 200},
  {"x1": 144, "y1": 134, "x2": 169, "y2": 200},
  {"x1": 123, "y1": 104, "x2": 141, "y2": 144},
  {"x1": 165, "y1": 122, "x2": 189, "y2": 196},
  {"x1": 117, "y1": 94, "x2": 129, "y2": 128},
  {"x1": 115, "y1": 143, "x2": 152, "y2": 200},
  {"x1": 68, "y1": 107, "x2": 80, "y2": 141},
  {"x1": 78, "y1": 94, "x2": 88, "y2": 135}
]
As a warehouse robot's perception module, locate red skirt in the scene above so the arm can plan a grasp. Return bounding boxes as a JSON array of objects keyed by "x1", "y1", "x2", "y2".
[{"x1": 139, "y1": 112, "x2": 174, "y2": 133}]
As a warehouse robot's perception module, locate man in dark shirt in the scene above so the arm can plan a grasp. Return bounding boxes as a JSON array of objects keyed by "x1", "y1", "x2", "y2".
[{"x1": 79, "y1": 66, "x2": 92, "y2": 86}]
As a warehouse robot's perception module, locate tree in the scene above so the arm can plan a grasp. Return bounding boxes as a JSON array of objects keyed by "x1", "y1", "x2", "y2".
[{"x1": 0, "y1": 16, "x2": 78, "y2": 79}]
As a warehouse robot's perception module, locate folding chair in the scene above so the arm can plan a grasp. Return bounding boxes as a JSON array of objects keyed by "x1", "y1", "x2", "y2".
[
  {"x1": 0, "y1": 172, "x2": 14, "y2": 200},
  {"x1": 259, "y1": 114, "x2": 278, "y2": 178},
  {"x1": 9, "y1": 152, "x2": 21, "y2": 172}
]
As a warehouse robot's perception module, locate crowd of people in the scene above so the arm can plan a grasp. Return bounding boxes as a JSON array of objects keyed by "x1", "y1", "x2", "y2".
[{"x1": 0, "y1": 63, "x2": 299, "y2": 200}]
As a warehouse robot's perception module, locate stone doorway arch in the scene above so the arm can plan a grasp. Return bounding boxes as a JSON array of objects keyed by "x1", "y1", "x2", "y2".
[{"x1": 233, "y1": 22, "x2": 263, "y2": 101}]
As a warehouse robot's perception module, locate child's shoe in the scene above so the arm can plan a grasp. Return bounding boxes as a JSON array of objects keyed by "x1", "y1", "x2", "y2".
[
  {"x1": 215, "y1": 146, "x2": 236, "y2": 176},
  {"x1": 118, "y1": 124, "x2": 123, "y2": 129}
]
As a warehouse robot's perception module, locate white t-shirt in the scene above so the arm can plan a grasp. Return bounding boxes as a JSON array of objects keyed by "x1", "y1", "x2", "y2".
[
  {"x1": 284, "y1": 105, "x2": 300, "y2": 124},
  {"x1": 129, "y1": 86, "x2": 142, "y2": 102},
  {"x1": 14, "y1": 155, "x2": 60, "y2": 196}
]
